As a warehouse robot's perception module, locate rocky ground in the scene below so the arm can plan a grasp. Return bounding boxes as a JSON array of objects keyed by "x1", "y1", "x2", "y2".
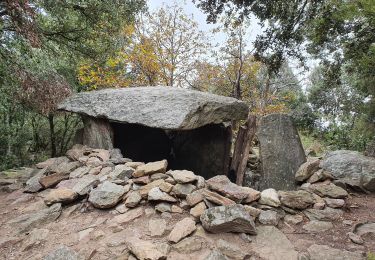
[{"x1": 0, "y1": 145, "x2": 374, "y2": 260}]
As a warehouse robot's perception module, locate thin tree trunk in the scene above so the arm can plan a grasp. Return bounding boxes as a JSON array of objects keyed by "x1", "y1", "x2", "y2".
[
  {"x1": 48, "y1": 113, "x2": 57, "y2": 157},
  {"x1": 231, "y1": 115, "x2": 257, "y2": 186}
]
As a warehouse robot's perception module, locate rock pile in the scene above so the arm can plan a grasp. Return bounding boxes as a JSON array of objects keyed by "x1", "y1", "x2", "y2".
[{"x1": 2, "y1": 145, "x2": 374, "y2": 259}]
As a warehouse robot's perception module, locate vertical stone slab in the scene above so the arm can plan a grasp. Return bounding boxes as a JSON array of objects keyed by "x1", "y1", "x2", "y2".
[
  {"x1": 258, "y1": 113, "x2": 306, "y2": 190},
  {"x1": 82, "y1": 116, "x2": 113, "y2": 149}
]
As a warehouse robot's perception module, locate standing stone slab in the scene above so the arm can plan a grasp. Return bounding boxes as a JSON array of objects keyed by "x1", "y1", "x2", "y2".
[
  {"x1": 258, "y1": 114, "x2": 306, "y2": 190},
  {"x1": 82, "y1": 116, "x2": 113, "y2": 149}
]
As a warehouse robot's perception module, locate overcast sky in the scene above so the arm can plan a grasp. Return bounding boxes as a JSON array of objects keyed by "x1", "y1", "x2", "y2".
[{"x1": 147, "y1": 0, "x2": 317, "y2": 87}]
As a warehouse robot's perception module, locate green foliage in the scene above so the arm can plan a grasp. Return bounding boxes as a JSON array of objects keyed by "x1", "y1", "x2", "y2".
[{"x1": 368, "y1": 252, "x2": 375, "y2": 260}]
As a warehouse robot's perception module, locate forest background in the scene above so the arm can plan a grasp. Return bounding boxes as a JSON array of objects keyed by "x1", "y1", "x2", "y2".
[{"x1": 0, "y1": 0, "x2": 373, "y2": 171}]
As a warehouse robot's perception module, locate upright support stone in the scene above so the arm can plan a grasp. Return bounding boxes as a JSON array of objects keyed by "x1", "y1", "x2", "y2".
[
  {"x1": 82, "y1": 116, "x2": 113, "y2": 149},
  {"x1": 258, "y1": 113, "x2": 306, "y2": 190}
]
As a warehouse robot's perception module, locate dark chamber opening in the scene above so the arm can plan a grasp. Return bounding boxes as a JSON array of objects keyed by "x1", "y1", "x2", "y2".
[{"x1": 111, "y1": 122, "x2": 231, "y2": 179}]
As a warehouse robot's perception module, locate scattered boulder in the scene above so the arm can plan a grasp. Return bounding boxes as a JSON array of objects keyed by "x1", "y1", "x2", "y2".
[
  {"x1": 306, "y1": 244, "x2": 363, "y2": 260},
  {"x1": 88, "y1": 181, "x2": 126, "y2": 209},
  {"x1": 186, "y1": 189, "x2": 204, "y2": 206},
  {"x1": 295, "y1": 157, "x2": 320, "y2": 182},
  {"x1": 304, "y1": 207, "x2": 344, "y2": 221},
  {"x1": 252, "y1": 226, "x2": 298, "y2": 260},
  {"x1": 42, "y1": 245, "x2": 78, "y2": 260},
  {"x1": 139, "y1": 179, "x2": 173, "y2": 198},
  {"x1": 172, "y1": 236, "x2": 206, "y2": 254},
  {"x1": 258, "y1": 210, "x2": 280, "y2": 226},
  {"x1": 310, "y1": 183, "x2": 348, "y2": 199},
  {"x1": 202, "y1": 189, "x2": 235, "y2": 206},
  {"x1": 24, "y1": 168, "x2": 46, "y2": 193},
  {"x1": 307, "y1": 169, "x2": 333, "y2": 184},
  {"x1": 243, "y1": 205, "x2": 262, "y2": 219},
  {"x1": 217, "y1": 239, "x2": 250, "y2": 260},
  {"x1": 39, "y1": 172, "x2": 70, "y2": 189},
  {"x1": 114, "y1": 208, "x2": 144, "y2": 225},
  {"x1": 148, "y1": 187, "x2": 177, "y2": 202},
  {"x1": 324, "y1": 198, "x2": 345, "y2": 208},
  {"x1": 125, "y1": 191, "x2": 142, "y2": 208},
  {"x1": 125, "y1": 236, "x2": 166, "y2": 260},
  {"x1": 303, "y1": 220, "x2": 333, "y2": 232},
  {"x1": 169, "y1": 170, "x2": 197, "y2": 183},
  {"x1": 109, "y1": 165, "x2": 134, "y2": 180},
  {"x1": 168, "y1": 217, "x2": 196, "y2": 243},
  {"x1": 320, "y1": 150, "x2": 375, "y2": 191},
  {"x1": 259, "y1": 188, "x2": 281, "y2": 207},
  {"x1": 171, "y1": 183, "x2": 196, "y2": 198},
  {"x1": 258, "y1": 113, "x2": 306, "y2": 190},
  {"x1": 155, "y1": 202, "x2": 172, "y2": 213},
  {"x1": 135, "y1": 160, "x2": 168, "y2": 176},
  {"x1": 72, "y1": 174, "x2": 98, "y2": 195},
  {"x1": 206, "y1": 175, "x2": 249, "y2": 202},
  {"x1": 149, "y1": 218, "x2": 167, "y2": 237},
  {"x1": 44, "y1": 188, "x2": 77, "y2": 206},
  {"x1": 241, "y1": 186, "x2": 261, "y2": 204},
  {"x1": 8, "y1": 203, "x2": 62, "y2": 233},
  {"x1": 200, "y1": 204, "x2": 256, "y2": 234},
  {"x1": 69, "y1": 166, "x2": 90, "y2": 179},
  {"x1": 190, "y1": 201, "x2": 207, "y2": 219},
  {"x1": 278, "y1": 190, "x2": 315, "y2": 209}
]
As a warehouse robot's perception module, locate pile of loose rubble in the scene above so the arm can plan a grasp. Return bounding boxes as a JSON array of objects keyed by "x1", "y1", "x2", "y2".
[{"x1": 1, "y1": 144, "x2": 374, "y2": 259}]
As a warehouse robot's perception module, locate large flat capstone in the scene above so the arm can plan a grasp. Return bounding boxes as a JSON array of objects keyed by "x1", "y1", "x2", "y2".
[{"x1": 58, "y1": 86, "x2": 248, "y2": 130}]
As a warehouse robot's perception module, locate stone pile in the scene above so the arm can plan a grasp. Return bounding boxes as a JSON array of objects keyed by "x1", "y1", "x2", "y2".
[{"x1": 3, "y1": 145, "x2": 375, "y2": 259}]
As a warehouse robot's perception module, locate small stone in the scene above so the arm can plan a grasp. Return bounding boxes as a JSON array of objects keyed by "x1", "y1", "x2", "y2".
[
  {"x1": 165, "y1": 176, "x2": 176, "y2": 185},
  {"x1": 44, "y1": 188, "x2": 77, "y2": 206},
  {"x1": 307, "y1": 244, "x2": 363, "y2": 260},
  {"x1": 284, "y1": 214, "x2": 304, "y2": 225},
  {"x1": 125, "y1": 161, "x2": 144, "y2": 169},
  {"x1": 135, "y1": 160, "x2": 168, "y2": 176},
  {"x1": 304, "y1": 207, "x2": 343, "y2": 221},
  {"x1": 310, "y1": 183, "x2": 348, "y2": 199},
  {"x1": 200, "y1": 204, "x2": 256, "y2": 234},
  {"x1": 150, "y1": 173, "x2": 168, "y2": 181},
  {"x1": 69, "y1": 166, "x2": 90, "y2": 178},
  {"x1": 239, "y1": 233, "x2": 252, "y2": 243},
  {"x1": 348, "y1": 232, "x2": 364, "y2": 245},
  {"x1": 278, "y1": 190, "x2": 315, "y2": 209},
  {"x1": 243, "y1": 205, "x2": 262, "y2": 219},
  {"x1": 303, "y1": 220, "x2": 333, "y2": 232},
  {"x1": 86, "y1": 157, "x2": 102, "y2": 168},
  {"x1": 149, "y1": 218, "x2": 167, "y2": 237},
  {"x1": 202, "y1": 189, "x2": 235, "y2": 206},
  {"x1": 206, "y1": 175, "x2": 249, "y2": 202},
  {"x1": 295, "y1": 157, "x2": 320, "y2": 182},
  {"x1": 169, "y1": 170, "x2": 198, "y2": 183},
  {"x1": 258, "y1": 210, "x2": 280, "y2": 226},
  {"x1": 125, "y1": 236, "x2": 166, "y2": 260},
  {"x1": 168, "y1": 217, "x2": 197, "y2": 243},
  {"x1": 171, "y1": 183, "x2": 196, "y2": 198},
  {"x1": 88, "y1": 181, "x2": 126, "y2": 209},
  {"x1": 39, "y1": 172, "x2": 70, "y2": 188},
  {"x1": 259, "y1": 188, "x2": 281, "y2": 207},
  {"x1": 72, "y1": 174, "x2": 98, "y2": 196},
  {"x1": 148, "y1": 187, "x2": 177, "y2": 202},
  {"x1": 161, "y1": 212, "x2": 172, "y2": 219},
  {"x1": 217, "y1": 239, "x2": 250, "y2": 260},
  {"x1": 205, "y1": 250, "x2": 229, "y2": 260},
  {"x1": 313, "y1": 202, "x2": 325, "y2": 210},
  {"x1": 172, "y1": 236, "x2": 206, "y2": 253},
  {"x1": 125, "y1": 191, "x2": 142, "y2": 208},
  {"x1": 307, "y1": 169, "x2": 333, "y2": 184},
  {"x1": 109, "y1": 165, "x2": 134, "y2": 180},
  {"x1": 343, "y1": 220, "x2": 353, "y2": 226},
  {"x1": 180, "y1": 200, "x2": 190, "y2": 210},
  {"x1": 139, "y1": 179, "x2": 173, "y2": 198},
  {"x1": 115, "y1": 204, "x2": 128, "y2": 214},
  {"x1": 190, "y1": 201, "x2": 207, "y2": 219},
  {"x1": 24, "y1": 168, "x2": 46, "y2": 193},
  {"x1": 133, "y1": 176, "x2": 150, "y2": 185},
  {"x1": 113, "y1": 207, "x2": 143, "y2": 225},
  {"x1": 171, "y1": 205, "x2": 183, "y2": 213},
  {"x1": 186, "y1": 189, "x2": 204, "y2": 206},
  {"x1": 324, "y1": 198, "x2": 345, "y2": 208},
  {"x1": 155, "y1": 202, "x2": 172, "y2": 213},
  {"x1": 241, "y1": 187, "x2": 261, "y2": 204},
  {"x1": 42, "y1": 245, "x2": 78, "y2": 260},
  {"x1": 196, "y1": 176, "x2": 205, "y2": 189}
]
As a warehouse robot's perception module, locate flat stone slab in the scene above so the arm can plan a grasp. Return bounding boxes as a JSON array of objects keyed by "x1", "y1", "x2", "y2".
[{"x1": 58, "y1": 86, "x2": 248, "y2": 130}]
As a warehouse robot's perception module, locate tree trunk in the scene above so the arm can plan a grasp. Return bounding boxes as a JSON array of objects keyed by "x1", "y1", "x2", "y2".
[
  {"x1": 48, "y1": 113, "x2": 57, "y2": 157},
  {"x1": 230, "y1": 115, "x2": 257, "y2": 186}
]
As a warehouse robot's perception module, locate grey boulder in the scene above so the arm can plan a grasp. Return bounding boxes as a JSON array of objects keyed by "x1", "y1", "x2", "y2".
[
  {"x1": 88, "y1": 181, "x2": 126, "y2": 209},
  {"x1": 58, "y1": 86, "x2": 248, "y2": 130},
  {"x1": 320, "y1": 150, "x2": 375, "y2": 191},
  {"x1": 200, "y1": 204, "x2": 256, "y2": 234}
]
